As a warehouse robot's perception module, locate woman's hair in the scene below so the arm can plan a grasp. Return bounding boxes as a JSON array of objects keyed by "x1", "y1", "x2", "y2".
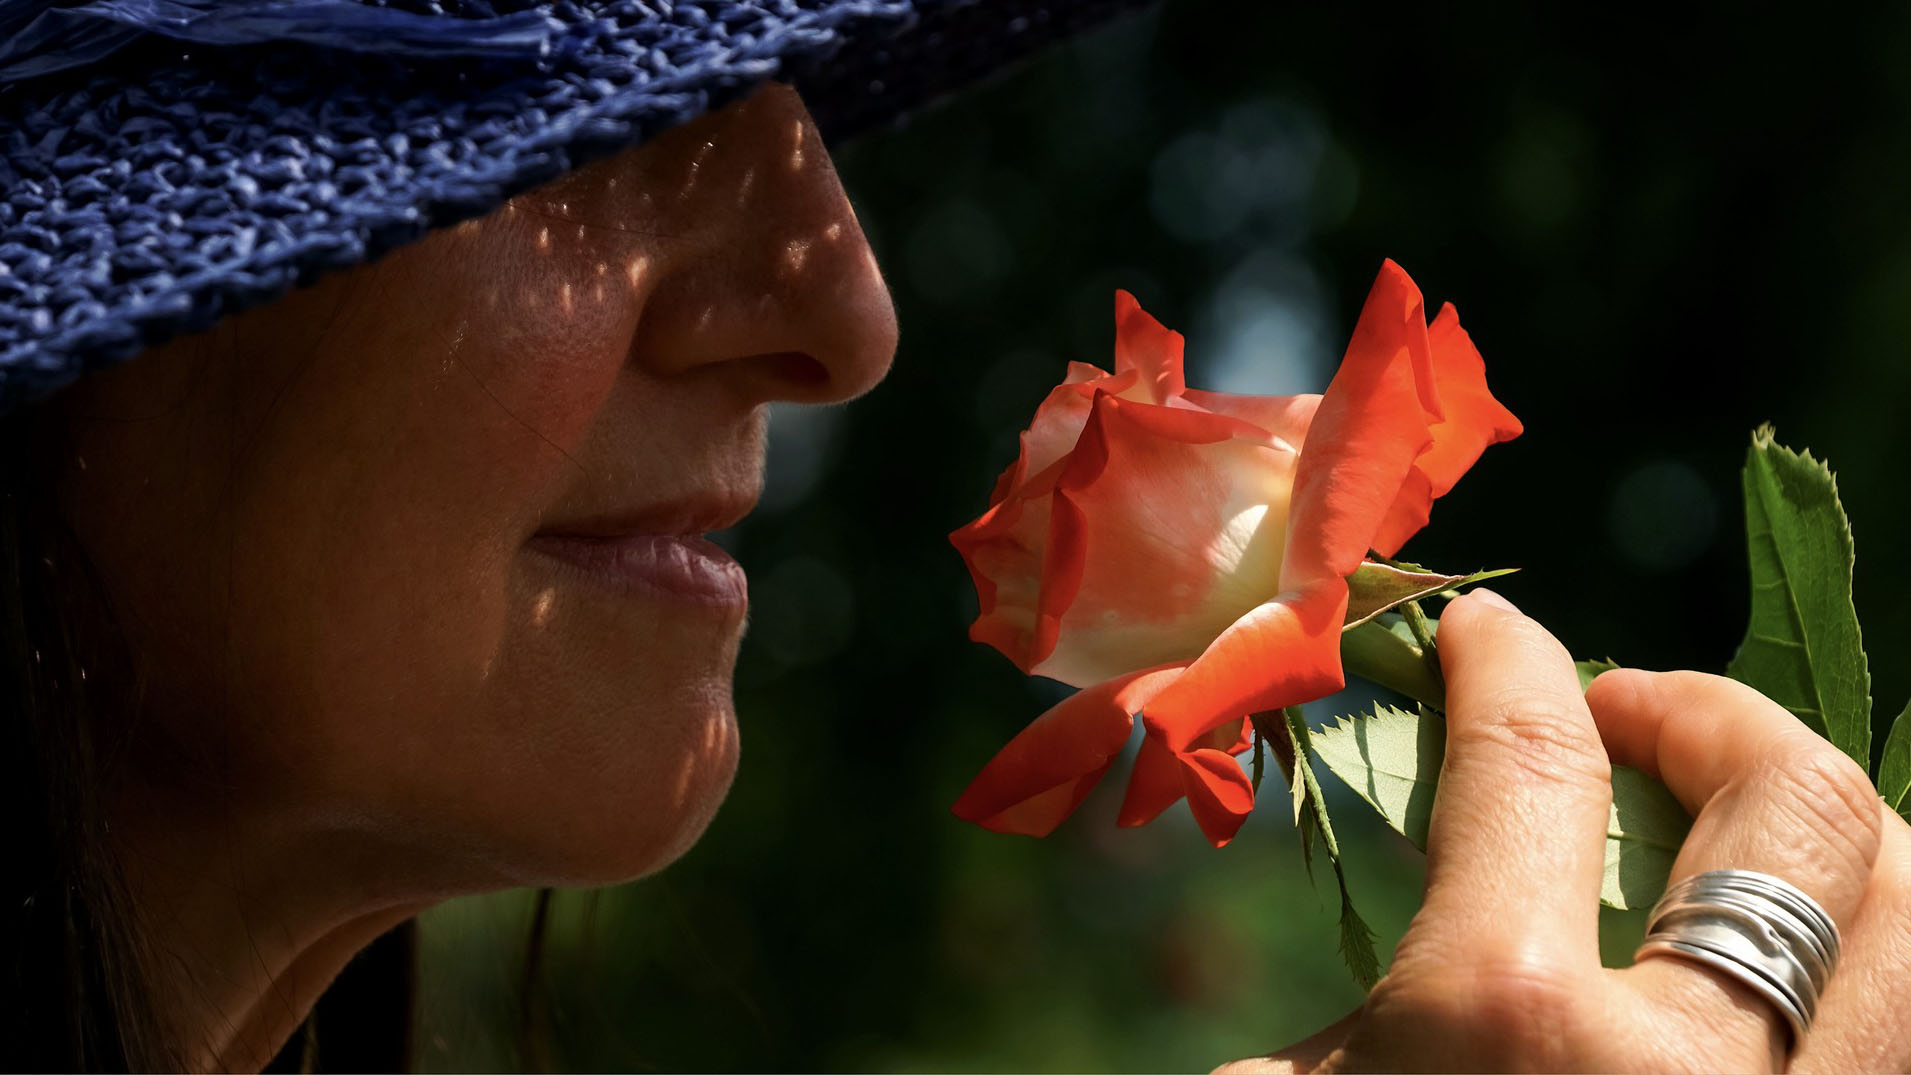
[
  {"x1": 0, "y1": 411, "x2": 173, "y2": 1069},
  {"x1": 0, "y1": 401, "x2": 424, "y2": 1072}
]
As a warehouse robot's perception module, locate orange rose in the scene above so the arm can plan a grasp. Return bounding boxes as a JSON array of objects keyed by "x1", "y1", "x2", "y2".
[{"x1": 950, "y1": 260, "x2": 1521, "y2": 846}]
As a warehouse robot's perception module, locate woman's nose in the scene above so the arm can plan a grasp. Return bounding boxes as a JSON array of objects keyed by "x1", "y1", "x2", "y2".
[{"x1": 615, "y1": 83, "x2": 897, "y2": 405}]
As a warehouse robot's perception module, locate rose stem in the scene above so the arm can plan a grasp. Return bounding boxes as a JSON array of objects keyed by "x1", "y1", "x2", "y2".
[
  {"x1": 1338, "y1": 615, "x2": 1446, "y2": 712},
  {"x1": 1398, "y1": 598, "x2": 1444, "y2": 700}
]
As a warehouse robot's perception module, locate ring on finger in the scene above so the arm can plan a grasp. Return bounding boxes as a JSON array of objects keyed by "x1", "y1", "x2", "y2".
[{"x1": 1634, "y1": 869, "x2": 1842, "y2": 1046}]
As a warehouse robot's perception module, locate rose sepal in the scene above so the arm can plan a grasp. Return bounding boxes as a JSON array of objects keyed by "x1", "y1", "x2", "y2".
[{"x1": 1343, "y1": 560, "x2": 1519, "y2": 630}]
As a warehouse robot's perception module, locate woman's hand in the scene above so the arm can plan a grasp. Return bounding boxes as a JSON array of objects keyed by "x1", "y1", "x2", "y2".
[{"x1": 1221, "y1": 589, "x2": 1911, "y2": 1073}]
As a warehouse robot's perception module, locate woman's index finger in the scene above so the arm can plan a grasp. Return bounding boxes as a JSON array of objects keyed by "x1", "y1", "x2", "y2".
[{"x1": 1415, "y1": 590, "x2": 1613, "y2": 967}]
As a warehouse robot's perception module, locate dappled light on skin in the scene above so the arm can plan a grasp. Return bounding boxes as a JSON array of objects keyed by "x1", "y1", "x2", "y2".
[
  {"x1": 783, "y1": 238, "x2": 811, "y2": 274},
  {"x1": 530, "y1": 587, "x2": 558, "y2": 628},
  {"x1": 443, "y1": 319, "x2": 469, "y2": 373},
  {"x1": 45, "y1": 80, "x2": 898, "y2": 1072},
  {"x1": 789, "y1": 118, "x2": 807, "y2": 171},
  {"x1": 672, "y1": 706, "x2": 740, "y2": 809},
  {"x1": 679, "y1": 138, "x2": 716, "y2": 200}
]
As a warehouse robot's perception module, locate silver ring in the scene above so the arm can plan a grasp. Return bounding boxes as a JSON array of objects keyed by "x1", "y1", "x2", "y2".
[{"x1": 1633, "y1": 869, "x2": 1842, "y2": 1045}]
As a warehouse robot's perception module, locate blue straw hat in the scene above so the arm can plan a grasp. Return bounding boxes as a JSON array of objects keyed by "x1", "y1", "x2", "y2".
[{"x1": 0, "y1": 0, "x2": 1144, "y2": 413}]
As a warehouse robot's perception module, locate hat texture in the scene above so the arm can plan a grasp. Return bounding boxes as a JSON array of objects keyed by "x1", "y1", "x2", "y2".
[{"x1": 0, "y1": 0, "x2": 1147, "y2": 413}]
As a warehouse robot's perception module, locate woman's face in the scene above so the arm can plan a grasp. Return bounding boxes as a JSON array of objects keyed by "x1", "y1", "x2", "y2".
[{"x1": 48, "y1": 84, "x2": 896, "y2": 888}]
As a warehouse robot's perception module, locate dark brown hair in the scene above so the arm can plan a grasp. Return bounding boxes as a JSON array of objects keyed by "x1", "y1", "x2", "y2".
[
  {"x1": 0, "y1": 400, "x2": 462, "y2": 1072},
  {"x1": 0, "y1": 410, "x2": 173, "y2": 1069},
  {"x1": 0, "y1": 408, "x2": 421, "y2": 1072}
]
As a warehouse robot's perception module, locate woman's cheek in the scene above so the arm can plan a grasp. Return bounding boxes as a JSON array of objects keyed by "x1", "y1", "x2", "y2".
[
  {"x1": 196, "y1": 222, "x2": 650, "y2": 817},
  {"x1": 428, "y1": 215, "x2": 647, "y2": 460},
  {"x1": 324, "y1": 220, "x2": 745, "y2": 881}
]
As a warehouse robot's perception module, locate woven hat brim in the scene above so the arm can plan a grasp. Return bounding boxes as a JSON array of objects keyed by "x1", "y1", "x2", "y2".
[{"x1": 0, "y1": 0, "x2": 1150, "y2": 413}]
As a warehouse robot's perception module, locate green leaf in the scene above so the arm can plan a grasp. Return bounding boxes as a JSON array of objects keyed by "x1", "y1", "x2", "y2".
[
  {"x1": 1288, "y1": 733, "x2": 1308, "y2": 829},
  {"x1": 1576, "y1": 658, "x2": 1619, "y2": 693},
  {"x1": 1310, "y1": 705, "x2": 1693, "y2": 910},
  {"x1": 1432, "y1": 568, "x2": 1522, "y2": 601},
  {"x1": 1296, "y1": 800, "x2": 1319, "y2": 878},
  {"x1": 1604, "y1": 766, "x2": 1689, "y2": 910},
  {"x1": 1334, "y1": 870, "x2": 1380, "y2": 992},
  {"x1": 1878, "y1": 698, "x2": 1911, "y2": 823},
  {"x1": 1310, "y1": 704, "x2": 1443, "y2": 849},
  {"x1": 1282, "y1": 709, "x2": 1315, "y2": 878},
  {"x1": 1727, "y1": 426, "x2": 1872, "y2": 767},
  {"x1": 1345, "y1": 561, "x2": 1519, "y2": 630},
  {"x1": 1283, "y1": 708, "x2": 1378, "y2": 988}
]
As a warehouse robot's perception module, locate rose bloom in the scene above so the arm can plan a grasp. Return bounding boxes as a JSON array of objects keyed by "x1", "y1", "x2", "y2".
[{"x1": 951, "y1": 260, "x2": 1521, "y2": 845}]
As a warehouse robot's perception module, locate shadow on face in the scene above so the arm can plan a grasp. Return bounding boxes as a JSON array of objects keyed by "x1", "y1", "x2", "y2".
[{"x1": 46, "y1": 81, "x2": 899, "y2": 893}]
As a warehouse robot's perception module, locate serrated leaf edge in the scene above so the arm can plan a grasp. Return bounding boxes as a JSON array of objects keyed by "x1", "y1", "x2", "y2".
[
  {"x1": 1286, "y1": 709, "x2": 1379, "y2": 989},
  {"x1": 1730, "y1": 431, "x2": 1873, "y2": 765},
  {"x1": 1877, "y1": 699, "x2": 1911, "y2": 820},
  {"x1": 1311, "y1": 706, "x2": 1429, "y2": 847}
]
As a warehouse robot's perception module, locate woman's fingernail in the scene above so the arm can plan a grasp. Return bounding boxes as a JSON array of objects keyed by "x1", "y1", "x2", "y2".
[{"x1": 1470, "y1": 588, "x2": 1521, "y2": 613}]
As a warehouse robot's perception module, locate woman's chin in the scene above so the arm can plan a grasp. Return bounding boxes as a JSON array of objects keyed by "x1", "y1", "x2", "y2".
[
  {"x1": 615, "y1": 708, "x2": 741, "y2": 882},
  {"x1": 519, "y1": 702, "x2": 742, "y2": 887},
  {"x1": 469, "y1": 578, "x2": 749, "y2": 884}
]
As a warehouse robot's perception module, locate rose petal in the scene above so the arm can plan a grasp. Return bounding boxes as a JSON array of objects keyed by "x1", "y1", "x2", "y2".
[
  {"x1": 1211, "y1": 715, "x2": 1254, "y2": 756},
  {"x1": 1370, "y1": 302, "x2": 1524, "y2": 556},
  {"x1": 1141, "y1": 577, "x2": 1350, "y2": 752},
  {"x1": 1418, "y1": 303, "x2": 1523, "y2": 497},
  {"x1": 1012, "y1": 373, "x2": 1136, "y2": 498},
  {"x1": 1065, "y1": 360, "x2": 1114, "y2": 385},
  {"x1": 1181, "y1": 389, "x2": 1321, "y2": 452},
  {"x1": 952, "y1": 663, "x2": 1188, "y2": 836},
  {"x1": 963, "y1": 365, "x2": 1148, "y2": 522},
  {"x1": 953, "y1": 375, "x2": 1135, "y2": 672},
  {"x1": 1179, "y1": 747, "x2": 1256, "y2": 847},
  {"x1": 1116, "y1": 731, "x2": 1185, "y2": 828},
  {"x1": 1278, "y1": 259, "x2": 1441, "y2": 591},
  {"x1": 1031, "y1": 485, "x2": 1090, "y2": 670},
  {"x1": 1114, "y1": 289, "x2": 1187, "y2": 403},
  {"x1": 1117, "y1": 716, "x2": 1253, "y2": 829},
  {"x1": 953, "y1": 464, "x2": 1063, "y2": 672},
  {"x1": 1031, "y1": 393, "x2": 1300, "y2": 686}
]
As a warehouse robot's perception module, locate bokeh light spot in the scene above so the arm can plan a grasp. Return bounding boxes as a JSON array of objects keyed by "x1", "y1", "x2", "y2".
[
  {"x1": 752, "y1": 554, "x2": 856, "y2": 669},
  {"x1": 905, "y1": 197, "x2": 1012, "y2": 304},
  {"x1": 1607, "y1": 459, "x2": 1720, "y2": 571}
]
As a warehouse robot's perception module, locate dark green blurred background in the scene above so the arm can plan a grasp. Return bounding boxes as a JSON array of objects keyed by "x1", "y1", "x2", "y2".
[{"x1": 413, "y1": 4, "x2": 1911, "y2": 1069}]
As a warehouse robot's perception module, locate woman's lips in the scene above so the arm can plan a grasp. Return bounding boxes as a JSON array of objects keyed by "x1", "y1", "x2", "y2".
[{"x1": 527, "y1": 532, "x2": 747, "y2": 606}]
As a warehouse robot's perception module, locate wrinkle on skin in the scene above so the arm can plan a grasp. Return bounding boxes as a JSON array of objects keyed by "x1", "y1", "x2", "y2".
[{"x1": 47, "y1": 82, "x2": 897, "y2": 1070}]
